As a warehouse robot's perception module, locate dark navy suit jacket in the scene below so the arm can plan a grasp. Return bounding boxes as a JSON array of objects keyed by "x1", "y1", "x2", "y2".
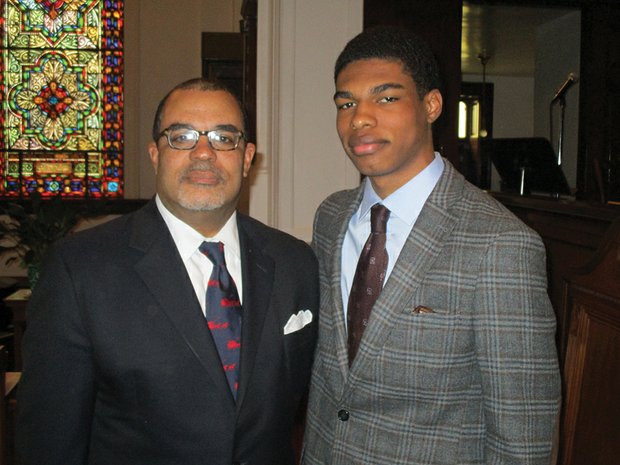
[{"x1": 17, "y1": 200, "x2": 319, "y2": 465}]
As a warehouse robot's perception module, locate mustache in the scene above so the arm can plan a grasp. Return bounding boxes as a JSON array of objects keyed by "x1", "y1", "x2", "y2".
[{"x1": 181, "y1": 162, "x2": 225, "y2": 182}]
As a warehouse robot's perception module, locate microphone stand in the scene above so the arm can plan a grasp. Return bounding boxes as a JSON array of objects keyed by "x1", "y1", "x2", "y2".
[
  {"x1": 549, "y1": 96, "x2": 566, "y2": 199},
  {"x1": 549, "y1": 95, "x2": 566, "y2": 167},
  {"x1": 556, "y1": 95, "x2": 566, "y2": 167}
]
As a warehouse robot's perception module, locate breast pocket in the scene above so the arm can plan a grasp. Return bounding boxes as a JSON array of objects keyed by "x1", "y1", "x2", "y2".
[
  {"x1": 282, "y1": 326, "x2": 317, "y2": 393},
  {"x1": 376, "y1": 309, "x2": 475, "y2": 394}
]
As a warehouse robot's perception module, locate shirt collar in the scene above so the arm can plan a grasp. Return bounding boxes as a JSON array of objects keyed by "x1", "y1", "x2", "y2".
[
  {"x1": 358, "y1": 153, "x2": 444, "y2": 226},
  {"x1": 155, "y1": 195, "x2": 241, "y2": 262}
]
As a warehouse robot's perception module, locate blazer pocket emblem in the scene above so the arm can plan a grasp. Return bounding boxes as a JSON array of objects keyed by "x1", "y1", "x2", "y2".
[{"x1": 284, "y1": 309, "x2": 313, "y2": 335}]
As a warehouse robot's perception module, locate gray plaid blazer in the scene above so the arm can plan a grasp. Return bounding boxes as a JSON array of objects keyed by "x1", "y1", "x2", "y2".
[{"x1": 302, "y1": 159, "x2": 560, "y2": 465}]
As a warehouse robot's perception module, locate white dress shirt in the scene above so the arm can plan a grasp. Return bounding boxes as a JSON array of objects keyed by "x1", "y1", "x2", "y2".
[
  {"x1": 341, "y1": 153, "x2": 444, "y2": 316},
  {"x1": 156, "y1": 195, "x2": 244, "y2": 315}
]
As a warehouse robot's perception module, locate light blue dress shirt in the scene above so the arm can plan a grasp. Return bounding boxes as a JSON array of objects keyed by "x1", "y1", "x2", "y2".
[{"x1": 341, "y1": 153, "x2": 444, "y2": 317}]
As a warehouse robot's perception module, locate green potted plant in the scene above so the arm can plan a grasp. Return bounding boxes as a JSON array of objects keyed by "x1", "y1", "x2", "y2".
[{"x1": 0, "y1": 192, "x2": 83, "y2": 288}]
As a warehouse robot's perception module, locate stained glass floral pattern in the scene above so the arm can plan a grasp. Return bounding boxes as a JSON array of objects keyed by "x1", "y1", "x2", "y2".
[
  {"x1": 0, "y1": 0, "x2": 123, "y2": 198},
  {"x1": 9, "y1": 52, "x2": 98, "y2": 149}
]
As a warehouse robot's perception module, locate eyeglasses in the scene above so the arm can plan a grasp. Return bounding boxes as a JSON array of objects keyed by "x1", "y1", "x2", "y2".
[{"x1": 158, "y1": 126, "x2": 245, "y2": 151}]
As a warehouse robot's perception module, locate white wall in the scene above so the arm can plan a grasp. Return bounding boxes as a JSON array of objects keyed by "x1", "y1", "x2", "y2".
[
  {"x1": 463, "y1": 74, "x2": 535, "y2": 138},
  {"x1": 489, "y1": 76, "x2": 535, "y2": 138},
  {"x1": 463, "y1": 73, "x2": 535, "y2": 190},
  {"x1": 253, "y1": 0, "x2": 363, "y2": 239}
]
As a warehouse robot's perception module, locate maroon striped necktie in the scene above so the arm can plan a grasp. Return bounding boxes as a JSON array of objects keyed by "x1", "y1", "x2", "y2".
[{"x1": 347, "y1": 204, "x2": 390, "y2": 365}]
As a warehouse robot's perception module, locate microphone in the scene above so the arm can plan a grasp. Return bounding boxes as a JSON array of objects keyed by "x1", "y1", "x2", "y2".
[{"x1": 552, "y1": 73, "x2": 579, "y2": 103}]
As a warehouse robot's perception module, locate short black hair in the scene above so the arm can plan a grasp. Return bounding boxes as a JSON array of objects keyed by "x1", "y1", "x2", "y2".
[
  {"x1": 334, "y1": 26, "x2": 441, "y2": 99},
  {"x1": 151, "y1": 77, "x2": 250, "y2": 142}
]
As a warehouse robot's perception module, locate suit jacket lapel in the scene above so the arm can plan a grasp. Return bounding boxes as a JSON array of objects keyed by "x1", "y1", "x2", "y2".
[
  {"x1": 349, "y1": 161, "x2": 465, "y2": 375},
  {"x1": 130, "y1": 201, "x2": 236, "y2": 408},
  {"x1": 326, "y1": 188, "x2": 365, "y2": 377},
  {"x1": 235, "y1": 215, "x2": 274, "y2": 409}
]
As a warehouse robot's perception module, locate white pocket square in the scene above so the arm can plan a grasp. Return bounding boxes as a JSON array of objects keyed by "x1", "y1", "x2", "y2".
[{"x1": 283, "y1": 309, "x2": 313, "y2": 335}]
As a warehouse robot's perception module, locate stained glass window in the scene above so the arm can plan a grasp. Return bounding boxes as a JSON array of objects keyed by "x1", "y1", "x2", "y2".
[{"x1": 0, "y1": 0, "x2": 123, "y2": 198}]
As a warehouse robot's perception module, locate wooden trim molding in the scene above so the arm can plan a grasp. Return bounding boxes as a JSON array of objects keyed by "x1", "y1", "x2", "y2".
[{"x1": 559, "y1": 217, "x2": 620, "y2": 465}]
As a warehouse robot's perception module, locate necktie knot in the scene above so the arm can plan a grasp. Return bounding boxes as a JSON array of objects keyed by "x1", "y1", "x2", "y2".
[
  {"x1": 370, "y1": 204, "x2": 390, "y2": 234},
  {"x1": 200, "y1": 241, "x2": 226, "y2": 267},
  {"x1": 200, "y1": 241, "x2": 232, "y2": 290}
]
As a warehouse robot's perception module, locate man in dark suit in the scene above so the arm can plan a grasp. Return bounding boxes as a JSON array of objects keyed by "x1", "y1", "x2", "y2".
[
  {"x1": 17, "y1": 78, "x2": 319, "y2": 465},
  {"x1": 302, "y1": 27, "x2": 560, "y2": 464}
]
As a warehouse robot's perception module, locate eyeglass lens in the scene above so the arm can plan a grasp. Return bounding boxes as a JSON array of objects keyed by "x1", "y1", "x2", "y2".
[{"x1": 167, "y1": 128, "x2": 241, "y2": 151}]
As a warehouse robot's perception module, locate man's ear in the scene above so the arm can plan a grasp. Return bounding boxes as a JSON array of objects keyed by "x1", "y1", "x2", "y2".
[
  {"x1": 424, "y1": 89, "x2": 443, "y2": 124},
  {"x1": 242, "y1": 142, "x2": 256, "y2": 178},
  {"x1": 147, "y1": 141, "x2": 160, "y2": 174}
]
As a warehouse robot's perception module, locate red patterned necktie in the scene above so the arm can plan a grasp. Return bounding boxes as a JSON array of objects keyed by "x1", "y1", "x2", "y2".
[
  {"x1": 347, "y1": 204, "x2": 390, "y2": 365},
  {"x1": 200, "y1": 241, "x2": 243, "y2": 398}
]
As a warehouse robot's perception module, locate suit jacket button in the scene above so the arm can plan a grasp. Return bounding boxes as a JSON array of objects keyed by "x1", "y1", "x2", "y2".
[{"x1": 338, "y1": 409, "x2": 350, "y2": 421}]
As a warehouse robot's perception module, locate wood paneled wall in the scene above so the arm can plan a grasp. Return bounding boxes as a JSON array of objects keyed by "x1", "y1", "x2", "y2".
[
  {"x1": 559, "y1": 217, "x2": 620, "y2": 465},
  {"x1": 494, "y1": 193, "x2": 620, "y2": 363}
]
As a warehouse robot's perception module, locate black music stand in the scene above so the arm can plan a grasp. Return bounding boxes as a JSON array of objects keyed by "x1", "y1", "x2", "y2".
[{"x1": 481, "y1": 137, "x2": 571, "y2": 196}]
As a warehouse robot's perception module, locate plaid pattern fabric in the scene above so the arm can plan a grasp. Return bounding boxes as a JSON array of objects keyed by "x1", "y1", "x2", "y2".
[{"x1": 303, "y1": 160, "x2": 561, "y2": 465}]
